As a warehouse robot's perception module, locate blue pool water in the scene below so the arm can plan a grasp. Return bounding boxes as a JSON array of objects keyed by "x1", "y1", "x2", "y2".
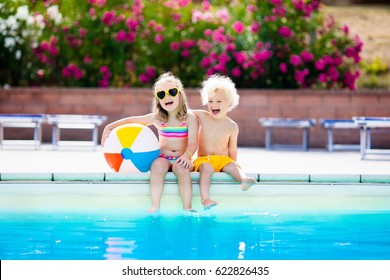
[{"x1": 1, "y1": 210, "x2": 389, "y2": 260}]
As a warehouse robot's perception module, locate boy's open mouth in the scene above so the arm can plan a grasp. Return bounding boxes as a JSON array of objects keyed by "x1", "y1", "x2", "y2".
[{"x1": 212, "y1": 109, "x2": 220, "y2": 114}]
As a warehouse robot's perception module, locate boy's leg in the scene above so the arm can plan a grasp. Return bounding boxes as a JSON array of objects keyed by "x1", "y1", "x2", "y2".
[
  {"x1": 172, "y1": 163, "x2": 193, "y2": 211},
  {"x1": 198, "y1": 163, "x2": 218, "y2": 209},
  {"x1": 222, "y1": 162, "x2": 255, "y2": 191},
  {"x1": 149, "y1": 158, "x2": 171, "y2": 212}
]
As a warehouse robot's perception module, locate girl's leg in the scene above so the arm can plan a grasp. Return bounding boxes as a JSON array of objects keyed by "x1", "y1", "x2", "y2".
[
  {"x1": 222, "y1": 162, "x2": 255, "y2": 191},
  {"x1": 198, "y1": 163, "x2": 218, "y2": 209},
  {"x1": 172, "y1": 163, "x2": 193, "y2": 211},
  {"x1": 148, "y1": 158, "x2": 171, "y2": 212}
]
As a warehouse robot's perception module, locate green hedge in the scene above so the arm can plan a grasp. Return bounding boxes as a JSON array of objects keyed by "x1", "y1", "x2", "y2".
[{"x1": 0, "y1": 0, "x2": 362, "y2": 89}]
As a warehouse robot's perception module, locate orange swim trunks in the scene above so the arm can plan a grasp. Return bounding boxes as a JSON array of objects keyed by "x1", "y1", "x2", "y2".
[{"x1": 193, "y1": 155, "x2": 237, "y2": 172}]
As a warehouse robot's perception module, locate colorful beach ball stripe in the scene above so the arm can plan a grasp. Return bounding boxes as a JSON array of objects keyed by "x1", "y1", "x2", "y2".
[{"x1": 103, "y1": 123, "x2": 160, "y2": 172}]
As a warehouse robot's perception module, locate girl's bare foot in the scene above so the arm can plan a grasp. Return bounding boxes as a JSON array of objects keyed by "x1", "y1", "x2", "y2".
[
  {"x1": 201, "y1": 198, "x2": 218, "y2": 210},
  {"x1": 241, "y1": 177, "x2": 255, "y2": 191},
  {"x1": 147, "y1": 206, "x2": 160, "y2": 213}
]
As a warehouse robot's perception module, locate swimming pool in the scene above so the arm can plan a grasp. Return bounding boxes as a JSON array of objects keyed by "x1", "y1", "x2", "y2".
[{"x1": 1, "y1": 172, "x2": 390, "y2": 260}]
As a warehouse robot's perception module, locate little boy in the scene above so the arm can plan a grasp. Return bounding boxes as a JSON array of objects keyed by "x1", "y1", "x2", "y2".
[{"x1": 192, "y1": 74, "x2": 255, "y2": 209}]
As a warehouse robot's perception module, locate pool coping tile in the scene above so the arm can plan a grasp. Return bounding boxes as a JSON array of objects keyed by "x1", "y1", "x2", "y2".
[
  {"x1": 259, "y1": 174, "x2": 309, "y2": 182},
  {"x1": 310, "y1": 174, "x2": 361, "y2": 183},
  {"x1": 0, "y1": 172, "x2": 52, "y2": 181},
  {"x1": 361, "y1": 174, "x2": 390, "y2": 184},
  {"x1": 53, "y1": 172, "x2": 105, "y2": 181}
]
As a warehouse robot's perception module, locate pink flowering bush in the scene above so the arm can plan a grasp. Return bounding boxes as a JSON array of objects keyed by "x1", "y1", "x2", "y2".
[{"x1": 1, "y1": 0, "x2": 363, "y2": 89}]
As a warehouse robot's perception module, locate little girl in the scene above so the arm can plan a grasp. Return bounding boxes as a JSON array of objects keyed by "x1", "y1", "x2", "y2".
[{"x1": 101, "y1": 72, "x2": 198, "y2": 213}]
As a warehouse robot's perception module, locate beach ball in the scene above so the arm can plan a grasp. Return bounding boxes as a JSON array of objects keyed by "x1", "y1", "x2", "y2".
[{"x1": 103, "y1": 123, "x2": 160, "y2": 172}]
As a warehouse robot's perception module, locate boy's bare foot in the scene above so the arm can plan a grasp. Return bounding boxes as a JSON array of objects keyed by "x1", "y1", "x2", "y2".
[
  {"x1": 201, "y1": 198, "x2": 218, "y2": 210},
  {"x1": 241, "y1": 177, "x2": 255, "y2": 191},
  {"x1": 147, "y1": 206, "x2": 160, "y2": 213}
]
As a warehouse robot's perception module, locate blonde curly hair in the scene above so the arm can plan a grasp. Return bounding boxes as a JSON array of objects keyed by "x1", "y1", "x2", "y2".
[{"x1": 200, "y1": 74, "x2": 239, "y2": 111}]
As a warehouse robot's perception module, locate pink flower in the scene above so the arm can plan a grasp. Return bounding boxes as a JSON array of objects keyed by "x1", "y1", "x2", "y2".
[
  {"x1": 279, "y1": 63, "x2": 288, "y2": 73},
  {"x1": 181, "y1": 49, "x2": 190, "y2": 58},
  {"x1": 290, "y1": 55, "x2": 302, "y2": 66},
  {"x1": 234, "y1": 51, "x2": 247, "y2": 65},
  {"x1": 83, "y1": 56, "x2": 93, "y2": 64},
  {"x1": 197, "y1": 39, "x2": 213, "y2": 53},
  {"x1": 100, "y1": 66, "x2": 110, "y2": 74},
  {"x1": 40, "y1": 41, "x2": 49, "y2": 51},
  {"x1": 231, "y1": 66, "x2": 241, "y2": 77},
  {"x1": 250, "y1": 21, "x2": 261, "y2": 33},
  {"x1": 148, "y1": 20, "x2": 156, "y2": 28},
  {"x1": 172, "y1": 13, "x2": 181, "y2": 22},
  {"x1": 62, "y1": 64, "x2": 84, "y2": 79},
  {"x1": 125, "y1": 32, "x2": 136, "y2": 43},
  {"x1": 212, "y1": 29, "x2": 227, "y2": 43},
  {"x1": 253, "y1": 50, "x2": 273, "y2": 63},
  {"x1": 182, "y1": 39, "x2": 196, "y2": 49},
  {"x1": 154, "y1": 34, "x2": 164, "y2": 44},
  {"x1": 294, "y1": 68, "x2": 309, "y2": 84},
  {"x1": 139, "y1": 73, "x2": 151, "y2": 83},
  {"x1": 145, "y1": 66, "x2": 156, "y2": 78},
  {"x1": 98, "y1": 79, "x2": 110, "y2": 88},
  {"x1": 216, "y1": 9, "x2": 230, "y2": 24},
  {"x1": 300, "y1": 50, "x2": 314, "y2": 62},
  {"x1": 178, "y1": 0, "x2": 190, "y2": 7},
  {"x1": 154, "y1": 24, "x2": 164, "y2": 32},
  {"x1": 232, "y1": 21, "x2": 245, "y2": 34},
  {"x1": 49, "y1": 45, "x2": 59, "y2": 56},
  {"x1": 341, "y1": 24, "x2": 349, "y2": 35},
  {"x1": 89, "y1": 8, "x2": 96, "y2": 18},
  {"x1": 327, "y1": 67, "x2": 339, "y2": 82},
  {"x1": 204, "y1": 29, "x2": 213, "y2": 36},
  {"x1": 247, "y1": 5, "x2": 257, "y2": 13},
  {"x1": 315, "y1": 58, "x2": 326, "y2": 71},
  {"x1": 201, "y1": 1, "x2": 211, "y2": 11},
  {"x1": 115, "y1": 30, "x2": 126, "y2": 42},
  {"x1": 343, "y1": 70, "x2": 360, "y2": 90},
  {"x1": 101, "y1": 10, "x2": 116, "y2": 26},
  {"x1": 37, "y1": 69, "x2": 44, "y2": 79},
  {"x1": 79, "y1": 28, "x2": 87, "y2": 38},
  {"x1": 126, "y1": 18, "x2": 138, "y2": 31},
  {"x1": 170, "y1": 42, "x2": 180, "y2": 51},
  {"x1": 278, "y1": 26, "x2": 293, "y2": 38},
  {"x1": 226, "y1": 43, "x2": 235, "y2": 52},
  {"x1": 318, "y1": 73, "x2": 327, "y2": 83},
  {"x1": 200, "y1": 57, "x2": 212, "y2": 68}
]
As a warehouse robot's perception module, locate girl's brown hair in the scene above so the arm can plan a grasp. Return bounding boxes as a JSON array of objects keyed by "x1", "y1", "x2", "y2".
[{"x1": 152, "y1": 72, "x2": 189, "y2": 122}]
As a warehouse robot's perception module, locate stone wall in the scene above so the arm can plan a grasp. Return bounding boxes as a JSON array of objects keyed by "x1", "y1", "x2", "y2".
[{"x1": 1, "y1": 88, "x2": 389, "y2": 149}]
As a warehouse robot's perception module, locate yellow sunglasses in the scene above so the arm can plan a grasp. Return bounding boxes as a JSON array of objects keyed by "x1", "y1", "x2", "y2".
[{"x1": 155, "y1": 87, "x2": 180, "y2": 100}]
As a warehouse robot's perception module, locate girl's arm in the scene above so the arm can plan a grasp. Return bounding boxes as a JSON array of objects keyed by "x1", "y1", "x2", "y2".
[
  {"x1": 228, "y1": 123, "x2": 239, "y2": 161},
  {"x1": 185, "y1": 113, "x2": 199, "y2": 157},
  {"x1": 101, "y1": 113, "x2": 155, "y2": 147}
]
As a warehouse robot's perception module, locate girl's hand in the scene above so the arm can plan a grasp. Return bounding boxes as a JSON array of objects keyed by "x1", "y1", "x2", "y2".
[{"x1": 176, "y1": 155, "x2": 193, "y2": 169}]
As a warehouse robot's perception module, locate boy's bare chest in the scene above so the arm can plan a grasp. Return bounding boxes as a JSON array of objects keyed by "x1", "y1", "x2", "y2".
[{"x1": 201, "y1": 122, "x2": 230, "y2": 138}]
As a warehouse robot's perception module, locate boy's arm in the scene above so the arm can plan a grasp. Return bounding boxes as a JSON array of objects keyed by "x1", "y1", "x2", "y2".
[
  {"x1": 176, "y1": 113, "x2": 198, "y2": 169},
  {"x1": 190, "y1": 109, "x2": 207, "y2": 119},
  {"x1": 228, "y1": 123, "x2": 239, "y2": 161},
  {"x1": 101, "y1": 113, "x2": 155, "y2": 147},
  {"x1": 185, "y1": 113, "x2": 199, "y2": 158}
]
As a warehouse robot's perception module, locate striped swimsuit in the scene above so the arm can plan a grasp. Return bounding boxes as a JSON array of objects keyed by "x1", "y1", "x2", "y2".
[
  {"x1": 158, "y1": 119, "x2": 188, "y2": 162},
  {"x1": 158, "y1": 119, "x2": 188, "y2": 138}
]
